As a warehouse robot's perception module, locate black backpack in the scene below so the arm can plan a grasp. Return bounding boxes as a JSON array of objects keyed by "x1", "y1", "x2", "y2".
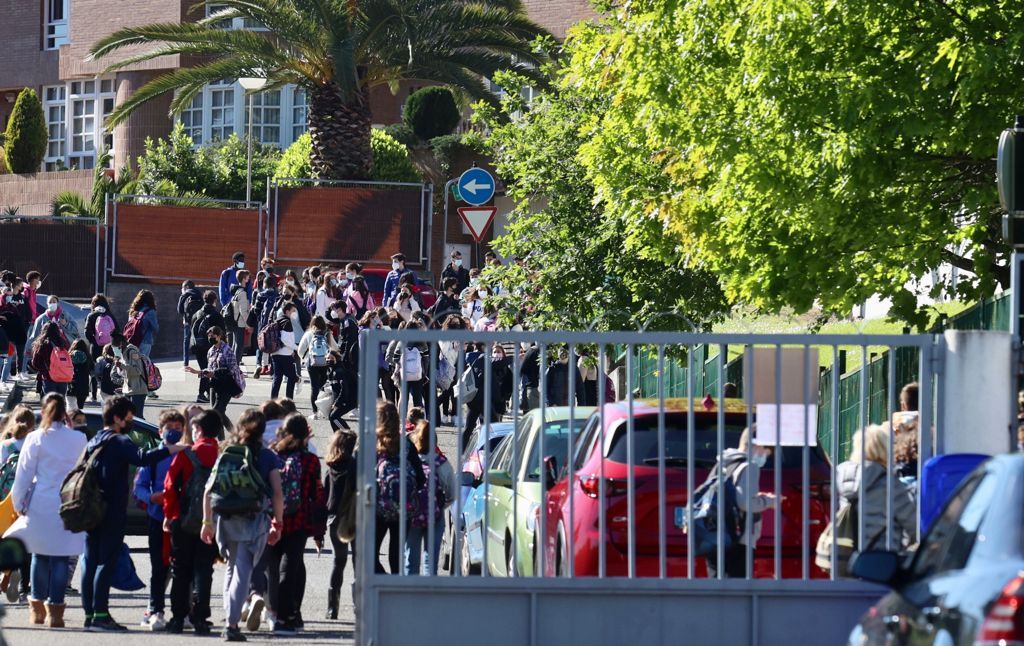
[
  {"x1": 184, "y1": 293, "x2": 203, "y2": 321},
  {"x1": 683, "y1": 461, "x2": 744, "y2": 557},
  {"x1": 59, "y1": 435, "x2": 115, "y2": 533},
  {"x1": 178, "y1": 449, "x2": 213, "y2": 535}
]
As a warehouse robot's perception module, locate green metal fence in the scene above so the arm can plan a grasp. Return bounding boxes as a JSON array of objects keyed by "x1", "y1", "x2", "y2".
[{"x1": 948, "y1": 293, "x2": 1010, "y2": 331}]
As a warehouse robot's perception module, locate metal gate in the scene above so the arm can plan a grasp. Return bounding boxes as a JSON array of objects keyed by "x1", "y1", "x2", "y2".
[
  {"x1": 355, "y1": 328, "x2": 943, "y2": 646},
  {"x1": 0, "y1": 215, "x2": 102, "y2": 297}
]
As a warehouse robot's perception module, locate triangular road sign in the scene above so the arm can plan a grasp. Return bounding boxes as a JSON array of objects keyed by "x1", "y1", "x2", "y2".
[{"x1": 458, "y1": 206, "x2": 498, "y2": 242}]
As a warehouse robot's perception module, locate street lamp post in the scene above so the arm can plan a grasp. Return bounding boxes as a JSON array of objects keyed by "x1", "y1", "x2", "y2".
[{"x1": 239, "y1": 77, "x2": 268, "y2": 203}]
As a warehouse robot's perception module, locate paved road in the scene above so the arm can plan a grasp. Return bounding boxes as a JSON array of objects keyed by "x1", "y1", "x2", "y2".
[{"x1": 2, "y1": 356, "x2": 463, "y2": 645}]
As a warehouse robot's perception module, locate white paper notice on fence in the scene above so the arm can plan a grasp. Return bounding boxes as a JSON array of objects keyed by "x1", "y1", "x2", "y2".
[{"x1": 755, "y1": 404, "x2": 818, "y2": 446}]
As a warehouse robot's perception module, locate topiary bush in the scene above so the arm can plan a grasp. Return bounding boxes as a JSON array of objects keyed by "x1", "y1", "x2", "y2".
[
  {"x1": 275, "y1": 130, "x2": 420, "y2": 184},
  {"x1": 3, "y1": 89, "x2": 47, "y2": 173},
  {"x1": 403, "y1": 86, "x2": 461, "y2": 141}
]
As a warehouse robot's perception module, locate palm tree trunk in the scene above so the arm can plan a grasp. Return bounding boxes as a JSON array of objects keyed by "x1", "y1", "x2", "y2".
[{"x1": 308, "y1": 81, "x2": 373, "y2": 180}]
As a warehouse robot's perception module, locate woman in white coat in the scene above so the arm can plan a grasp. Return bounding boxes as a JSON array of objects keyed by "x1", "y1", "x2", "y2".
[{"x1": 4, "y1": 393, "x2": 87, "y2": 628}]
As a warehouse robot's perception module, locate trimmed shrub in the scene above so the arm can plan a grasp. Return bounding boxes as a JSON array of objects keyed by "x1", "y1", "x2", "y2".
[
  {"x1": 403, "y1": 87, "x2": 461, "y2": 141},
  {"x1": 3, "y1": 89, "x2": 47, "y2": 173}
]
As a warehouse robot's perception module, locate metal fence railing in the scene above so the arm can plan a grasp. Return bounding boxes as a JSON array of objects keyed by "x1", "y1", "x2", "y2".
[{"x1": 355, "y1": 328, "x2": 943, "y2": 645}]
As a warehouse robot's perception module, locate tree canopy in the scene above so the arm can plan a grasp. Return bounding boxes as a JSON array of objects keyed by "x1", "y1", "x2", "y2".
[{"x1": 563, "y1": 0, "x2": 1024, "y2": 327}]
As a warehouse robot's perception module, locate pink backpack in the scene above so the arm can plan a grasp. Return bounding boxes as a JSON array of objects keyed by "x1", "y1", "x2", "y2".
[
  {"x1": 94, "y1": 314, "x2": 115, "y2": 346},
  {"x1": 48, "y1": 347, "x2": 74, "y2": 384}
]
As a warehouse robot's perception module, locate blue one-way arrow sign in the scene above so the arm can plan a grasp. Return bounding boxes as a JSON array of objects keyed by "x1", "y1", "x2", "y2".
[{"x1": 457, "y1": 167, "x2": 495, "y2": 206}]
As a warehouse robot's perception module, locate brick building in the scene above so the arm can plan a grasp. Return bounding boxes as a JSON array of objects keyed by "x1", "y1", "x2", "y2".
[{"x1": 0, "y1": 0, "x2": 597, "y2": 175}]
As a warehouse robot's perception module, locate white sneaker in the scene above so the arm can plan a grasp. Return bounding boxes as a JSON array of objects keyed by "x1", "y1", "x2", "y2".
[
  {"x1": 239, "y1": 598, "x2": 251, "y2": 624},
  {"x1": 143, "y1": 611, "x2": 166, "y2": 631},
  {"x1": 245, "y1": 595, "x2": 265, "y2": 633}
]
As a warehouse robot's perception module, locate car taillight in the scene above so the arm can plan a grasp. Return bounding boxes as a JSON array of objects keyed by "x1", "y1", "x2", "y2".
[
  {"x1": 976, "y1": 575, "x2": 1024, "y2": 645},
  {"x1": 578, "y1": 476, "x2": 628, "y2": 498}
]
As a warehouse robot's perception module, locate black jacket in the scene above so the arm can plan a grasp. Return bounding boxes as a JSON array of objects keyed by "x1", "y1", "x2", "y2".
[
  {"x1": 545, "y1": 361, "x2": 585, "y2": 407},
  {"x1": 324, "y1": 456, "x2": 356, "y2": 518},
  {"x1": 177, "y1": 288, "x2": 204, "y2": 325},
  {"x1": 441, "y1": 264, "x2": 471, "y2": 294},
  {"x1": 191, "y1": 304, "x2": 226, "y2": 349},
  {"x1": 429, "y1": 292, "x2": 461, "y2": 320}
]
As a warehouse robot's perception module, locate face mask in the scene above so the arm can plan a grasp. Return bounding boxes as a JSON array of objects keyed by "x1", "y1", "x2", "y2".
[
  {"x1": 492, "y1": 354, "x2": 503, "y2": 361},
  {"x1": 74, "y1": 424, "x2": 89, "y2": 434},
  {"x1": 392, "y1": 261, "x2": 400, "y2": 270},
  {"x1": 235, "y1": 261, "x2": 245, "y2": 269},
  {"x1": 47, "y1": 303, "x2": 58, "y2": 313},
  {"x1": 95, "y1": 306, "x2": 106, "y2": 314},
  {"x1": 330, "y1": 279, "x2": 338, "y2": 287},
  {"x1": 470, "y1": 279, "x2": 479, "y2": 287},
  {"x1": 453, "y1": 259, "x2": 462, "y2": 268},
  {"x1": 480, "y1": 290, "x2": 488, "y2": 298},
  {"x1": 339, "y1": 279, "x2": 350, "y2": 289},
  {"x1": 752, "y1": 452, "x2": 768, "y2": 468},
  {"x1": 122, "y1": 419, "x2": 134, "y2": 434},
  {"x1": 346, "y1": 272, "x2": 355, "y2": 280},
  {"x1": 163, "y1": 429, "x2": 183, "y2": 444},
  {"x1": 113, "y1": 347, "x2": 123, "y2": 359},
  {"x1": 2, "y1": 295, "x2": 10, "y2": 304},
  {"x1": 208, "y1": 335, "x2": 218, "y2": 344},
  {"x1": 265, "y1": 266, "x2": 274, "y2": 273}
]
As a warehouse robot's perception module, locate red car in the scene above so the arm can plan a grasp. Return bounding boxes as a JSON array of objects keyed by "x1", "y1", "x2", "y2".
[
  {"x1": 538, "y1": 398, "x2": 832, "y2": 579},
  {"x1": 361, "y1": 267, "x2": 437, "y2": 310}
]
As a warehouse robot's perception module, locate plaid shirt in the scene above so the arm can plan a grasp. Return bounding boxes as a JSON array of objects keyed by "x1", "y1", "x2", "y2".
[{"x1": 278, "y1": 450, "x2": 327, "y2": 540}]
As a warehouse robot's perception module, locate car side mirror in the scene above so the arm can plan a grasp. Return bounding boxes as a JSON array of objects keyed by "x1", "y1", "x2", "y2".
[
  {"x1": 460, "y1": 471, "x2": 475, "y2": 488},
  {"x1": 543, "y1": 455, "x2": 558, "y2": 491},
  {"x1": 487, "y1": 469, "x2": 513, "y2": 489},
  {"x1": 0, "y1": 539, "x2": 28, "y2": 572},
  {"x1": 850, "y1": 550, "x2": 903, "y2": 586}
]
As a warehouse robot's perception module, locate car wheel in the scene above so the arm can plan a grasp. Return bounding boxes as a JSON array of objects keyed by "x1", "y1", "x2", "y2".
[{"x1": 461, "y1": 533, "x2": 480, "y2": 575}]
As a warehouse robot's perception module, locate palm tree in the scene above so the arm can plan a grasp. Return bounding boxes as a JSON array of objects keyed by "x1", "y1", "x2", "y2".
[{"x1": 89, "y1": 0, "x2": 551, "y2": 180}]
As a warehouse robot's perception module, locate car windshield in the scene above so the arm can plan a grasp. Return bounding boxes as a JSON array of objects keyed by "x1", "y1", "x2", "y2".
[
  {"x1": 525, "y1": 419, "x2": 589, "y2": 479},
  {"x1": 605, "y1": 413, "x2": 827, "y2": 468}
]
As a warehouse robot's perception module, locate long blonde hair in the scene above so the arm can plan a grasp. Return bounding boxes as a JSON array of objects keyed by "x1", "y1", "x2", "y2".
[
  {"x1": 0, "y1": 405, "x2": 35, "y2": 441},
  {"x1": 849, "y1": 424, "x2": 890, "y2": 467}
]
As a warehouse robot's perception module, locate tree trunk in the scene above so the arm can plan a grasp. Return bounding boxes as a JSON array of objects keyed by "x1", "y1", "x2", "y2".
[{"x1": 308, "y1": 81, "x2": 372, "y2": 180}]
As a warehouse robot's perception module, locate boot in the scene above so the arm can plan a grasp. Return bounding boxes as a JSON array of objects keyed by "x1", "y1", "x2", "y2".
[
  {"x1": 326, "y1": 588, "x2": 339, "y2": 620},
  {"x1": 45, "y1": 603, "x2": 65, "y2": 628},
  {"x1": 28, "y1": 599, "x2": 45, "y2": 624}
]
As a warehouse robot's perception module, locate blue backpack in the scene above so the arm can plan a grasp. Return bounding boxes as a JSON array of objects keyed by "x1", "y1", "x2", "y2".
[
  {"x1": 375, "y1": 452, "x2": 420, "y2": 523},
  {"x1": 683, "y1": 461, "x2": 744, "y2": 557}
]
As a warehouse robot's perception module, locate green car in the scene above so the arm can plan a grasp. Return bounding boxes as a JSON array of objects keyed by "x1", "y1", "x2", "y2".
[{"x1": 482, "y1": 406, "x2": 594, "y2": 577}]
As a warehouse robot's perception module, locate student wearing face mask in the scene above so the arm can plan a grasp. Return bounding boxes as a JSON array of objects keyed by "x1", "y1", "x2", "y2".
[
  {"x1": 109, "y1": 331, "x2": 149, "y2": 418},
  {"x1": 261, "y1": 256, "x2": 280, "y2": 289},
  {"x1": 176, "y1": 281, "x2": 203, "y2": 369},
  {"x1": 270, "y1": 303, "x2": 301, "y2": 399},
  {"x1": 185, "y1": 327, "x2": 245, "y2": 415},
  {"x1": 441, "y1": 251, "x2": 470, "y2": 294},
  {"x1": 80, "y1": 397, "x2": 188, "y2": 631},
  {"x1": 0, "y1": 287, "x2": 25, "y2": 391},
  {"x1": 30, "y1": 295, "x2": 79, "y2": 350},
  {"x1": 132, "y1": 409, "x2": 188, "y2": 632},
  {"x1": 316, "y1": 272, "x2": 340, "y2": 318},
  {"x1": 704, "y1": 427, "x2": 778, "y2": 579},
  {"x1": 219, "y1": 252, "x2": 251, "y2": 307},
  {"x1": 461, "y1": 288, "x2": 484, "y2": 325},
  {"x1": 382, "y1": 253, "x2": 411, "y2": 308},
  {"x1": 85, "y1": 295, "x2": 118, "y2": 402}
]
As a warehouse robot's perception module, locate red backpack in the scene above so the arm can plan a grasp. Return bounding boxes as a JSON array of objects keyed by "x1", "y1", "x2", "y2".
[
  {"x1": 123, "y1": 311, "x2": 146, "y2": 346},
  {"x1": 48, "y1": 347, "x2": 74, "y2": 384}
]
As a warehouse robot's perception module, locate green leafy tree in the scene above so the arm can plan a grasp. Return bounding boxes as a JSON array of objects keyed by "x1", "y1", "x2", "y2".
[
  {"x1": 274, "y1": 129, "x2": 419, "y2": 184},
  {"x1": 3, "y1": 89, "x2": 47, "y2": 173},
  {"x1": 136, "y1": 123, "x2": 280, "y2": 201},
  {"x1": 403, "y1": 86, "x2": 461, "y2": 141},
  {"x1": 89, "y1": 0, "x2": 550, "y2": 181},
  {"x1": 565, "y1": 0, "x2": 1024, "y2": 328},
  {"x1": 478, "y1": 70, "x2": 727, "y2": 331}
]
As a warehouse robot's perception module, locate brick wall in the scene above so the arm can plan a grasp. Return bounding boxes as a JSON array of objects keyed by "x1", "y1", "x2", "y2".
[
  {"x1": 59, "y1": 0, "x2": 189, "y2": 78},
  {"x1": 0, "y1": 170, "x2": 95, "y2": 216},
  {"x1": 522, "y1": 0, "x2": 599, "y2": 39},
  {"x1": 114, "y1": 71, "x2": 175, "y2": 170},
  {"x1": 0, "y1": 1, "x2": 60, "y2": 90}
]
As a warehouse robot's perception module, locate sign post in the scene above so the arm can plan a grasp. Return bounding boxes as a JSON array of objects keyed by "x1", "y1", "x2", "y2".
[
  {"x1": 443, "y1": 167, "x2": 498, "y2": 260},
  {"x1": 997, "y1": 115, "x2": 1024, "y2": 447}
]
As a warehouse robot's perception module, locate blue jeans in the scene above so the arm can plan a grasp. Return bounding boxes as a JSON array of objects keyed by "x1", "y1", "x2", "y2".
[
  {"x1": 31, "y1": 554, "x2": 69, "y2": 605},
  {"x1": 139, "y1": 341, "x2": 153, "y2": 359},
  {"x1": 42, "y1": 380, "x2": 68, "y2": 396},
  {"x1": 405, "y1": 522, "x2": 444, "y2": 575},
  {"x1": 0, "y1": 353, "x2": 12, "y2": 383},
  {"x1": 81, "y1": 521, "x2": 123, "y2": 617},
  {"x1": 182, "y1": 324, "x2": 192, "y2": 366},
  {"x1": 270, "y1": 354, "x2": 296, "y2": 399}
]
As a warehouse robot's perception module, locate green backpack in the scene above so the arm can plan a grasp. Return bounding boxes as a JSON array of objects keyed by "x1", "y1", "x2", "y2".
[
  {"x1": 209, "y1": 445, "x2": 270, "y2": 517},
  {"x1": 179, "y1": 450, "x2": 213, "y2": 534},
  {"x1": 0, "y1": 449, "x2": 19, "y2": 501},
  {"x1": 60, "y1": 436, "x2": 115, "y2": 533}
]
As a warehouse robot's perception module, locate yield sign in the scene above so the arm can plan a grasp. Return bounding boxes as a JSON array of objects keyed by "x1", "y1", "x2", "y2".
[{"x1": 458, "y1": 206, "x2": 498, "y2": 242}]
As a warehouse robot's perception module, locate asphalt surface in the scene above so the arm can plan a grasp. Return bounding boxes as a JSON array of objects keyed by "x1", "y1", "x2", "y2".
[{"x1": 1, "y1": 355, "x2": 463, "y2": 645}]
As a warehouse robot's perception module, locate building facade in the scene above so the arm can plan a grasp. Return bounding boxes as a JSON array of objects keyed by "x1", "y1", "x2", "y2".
[{"x1": 0, "y1": 0, "x2": 597, "y2": 174}]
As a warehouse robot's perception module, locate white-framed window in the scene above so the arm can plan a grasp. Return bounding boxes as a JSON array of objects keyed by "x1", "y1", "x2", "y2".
[
  {"x1": 248, "y1": 89, "x2": 281, "y2": 144},
  {"x1": 209, "y1": 80, "x2": 235, "y2": 141},
  {"x1": 43, "y1": 86, "x2": 66, "y2": 171},
  {"x1": 43, "y1": 78, "x2": 115, "y2": 171},
  {"x1": 180, "y1": 94, "x2": 204, "y2": 144},
  {"x1": 175, "y1": 81, "x2": 309, "y2": 149},
  {"x1": 206, "y1": 2, "x2": 267, "y2": 30},
  {"x1": 45, "y1": 0, "x2": 69, "y2": 50},
  {"x1": 292, "y1": 87, "x2": 308, "y2": 141}
]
